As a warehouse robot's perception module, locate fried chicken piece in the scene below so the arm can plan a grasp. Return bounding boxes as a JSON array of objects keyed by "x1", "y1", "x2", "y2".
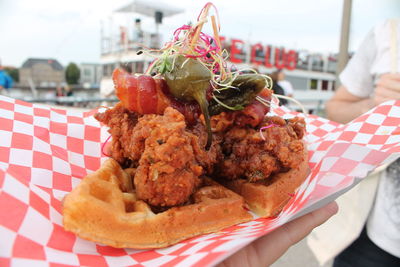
[
  {"x1": 94, "y1": 103, "x2": 140, "y2": 166},
  {"x1": 262, "y1": 116, "x2": 305, "y2": 169},
  {"x1": 189, "y1": 122, "x2": 223, "y2": 174},
  {"x1": 132, "y1": 108, "x2": 200, "y2": 207},
  {"x1": 217, "y1": 116, "x2": 306, "y2": 182},
  {"x1": 96, "y1": 105, "x2": 222, "y2": 207},
  {"x1": 95, "y1": 103, "x2": 222, "y2": 170},
  {"x1": 134, "y1": 108, "x2": 224, "y2": 207}
]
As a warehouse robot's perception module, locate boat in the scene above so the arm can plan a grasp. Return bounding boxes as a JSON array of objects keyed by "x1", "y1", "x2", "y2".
[
  {"x1": 99, "y1": 0, "x2": 184, "y2": 98},
  {"x1": 99, "y1": 0, "x2": 336, "y2": 113}
]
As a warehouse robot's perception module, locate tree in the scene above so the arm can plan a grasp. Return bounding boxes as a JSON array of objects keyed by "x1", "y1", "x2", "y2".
[
  {"x1": 4, "y1": 67, "x2": 19, "y2": 82},
  {"x1": 65, "y1": 63, "x2": 80, "y2": 85}
]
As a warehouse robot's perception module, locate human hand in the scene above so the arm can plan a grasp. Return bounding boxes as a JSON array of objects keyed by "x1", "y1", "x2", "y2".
[
  {"x1": 218, "y1": 201, "x2": 338, "y2": 267},
  {"x1": 373, "y1": 73, "x2": 400, "y2": 105}
]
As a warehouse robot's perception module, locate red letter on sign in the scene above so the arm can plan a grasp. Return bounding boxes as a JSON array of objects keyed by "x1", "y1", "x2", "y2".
[
  {"x1": 275, "y1": 47, "x2": 285, "y2": 69},
  {"x1": 230, "y1": 39, "x2": 244, "y2": 63},
  {"x1": 250, "y1": 43, "x2": 263, "y2": 65},
  {"x1": 264, "y1": 45, "x2": 273, "y2": 68},
  {"x1": 285, "y1": 50, "x2": 297, "y2": 70}
]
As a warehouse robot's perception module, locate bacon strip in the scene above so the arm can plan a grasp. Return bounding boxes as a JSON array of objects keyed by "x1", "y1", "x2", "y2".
[
  {"x1": 113, "y1": 68, "x2": 200, "y2": 124},
  {"x1": 113, "y1": 68, "x2": 271, "y2": 128},
  {"x1": 113, "y1": 68, "x2": 170, "y2": 115},
  {"x1": 234, "y1": 89, "x2": 271, "y2": 127}
]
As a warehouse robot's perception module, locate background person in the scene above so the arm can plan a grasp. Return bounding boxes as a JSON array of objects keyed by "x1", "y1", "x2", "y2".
[
  {"x1": 56, "y1": 85, "x2": 65, "y2": 97},
  {"x1": 277, "y1": 69, "x2": 294, "y2": 97},
  {"x1": 64, "y1": 84, "x2": 73, "y2": 97},
  {"x1": 269, "y1": 70, "x2": 288, "y2": 106},
  {"x1": 309, "y1": 19, "x2": 400, "y2": 267},
  {"x1": 0, "y1": 61, "x2": 13, "y2": 95},
  {"x1": 133, "y1": 18, "x2": 144, "y2": 44}
]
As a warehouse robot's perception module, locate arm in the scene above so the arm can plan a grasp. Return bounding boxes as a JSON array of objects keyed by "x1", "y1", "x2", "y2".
[
  {"x1": 326, "y1": 28, "x2": 377, "y2": 124},
  {"x1": 218, "y1": 202, "x2": 338, "y2": 267},
  {"x1": 325, "y1": 86, "x2": 374, "y2": 124},
  {"x1": 327, "y1": 73, "x2": 400, "y2": 124}
]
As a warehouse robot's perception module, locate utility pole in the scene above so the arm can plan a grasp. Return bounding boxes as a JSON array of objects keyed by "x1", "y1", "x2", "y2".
[{"x1": 336, "y1": 0, "x2": 352, "y2": 88}]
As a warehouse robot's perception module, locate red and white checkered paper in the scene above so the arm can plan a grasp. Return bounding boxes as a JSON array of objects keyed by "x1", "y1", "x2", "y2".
[{"x1": 0, "y1": 95, "x2": 399, "y2": 267}]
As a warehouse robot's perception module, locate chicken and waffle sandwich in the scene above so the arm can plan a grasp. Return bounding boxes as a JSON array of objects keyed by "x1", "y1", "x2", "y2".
[{"x1": 62, "y1": 3, "x2": 309, "y2": 248}]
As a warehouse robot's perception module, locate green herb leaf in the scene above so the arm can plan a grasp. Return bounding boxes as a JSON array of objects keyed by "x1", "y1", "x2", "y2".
[
  {"x1": 212, "y1": 95, "x2": 244, "y2": 111},
  {"x1": 157, "y1": 58, "x2": 172, "y2": 74}
]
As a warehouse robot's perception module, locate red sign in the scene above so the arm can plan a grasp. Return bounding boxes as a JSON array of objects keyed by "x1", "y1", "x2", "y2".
[
  {"x1": 221, "y1": 37, "x2": 298, "y2": 70},
  {"x1": 230, "y1": 39, "x2": 245, "y2": 63}
]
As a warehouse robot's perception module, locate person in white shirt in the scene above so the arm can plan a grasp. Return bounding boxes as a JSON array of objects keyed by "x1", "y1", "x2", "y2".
[
  {"x1": 132, "y1": 18, "x2": 144, "y2": 44},
  {"x1": 277, "y1": 69, "x2": 294, "y2": 97},
  {"x1": 322, "y1": 19, "x2": 400, "y2": 267}
]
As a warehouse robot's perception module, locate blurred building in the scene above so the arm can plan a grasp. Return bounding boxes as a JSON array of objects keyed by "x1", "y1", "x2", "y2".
[
  {"x1": 19, "y1": 58, "x2": 64, "y2": 87},
  {"x1": 80, "y1": 63, "x2": 102, "y2": 88}
]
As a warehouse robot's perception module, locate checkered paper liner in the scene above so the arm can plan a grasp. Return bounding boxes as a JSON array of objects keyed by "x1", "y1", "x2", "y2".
[{"x1": 0, "y1": 96, "x2": 399, "y2": 267}]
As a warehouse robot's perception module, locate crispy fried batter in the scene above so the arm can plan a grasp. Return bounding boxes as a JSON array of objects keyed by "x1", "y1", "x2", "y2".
[
  {"x1": 96, "y1": 106, "x2": 222, "y2": 207},
  {"x1": 133, "y1": 108, "x2": 202, "y2": 207},
  {"x1": 189, "y1": 122, "x2": 223, "y2": 174},
  {"x1": 96, "y1": 102, "x2": 305, "y2": 205},
  {"x1": 95, "y1": 103, "x2": 141, "y2": 166},
  {"x1": 216, "y1": 116, "x2": 306, "y2": 182}
]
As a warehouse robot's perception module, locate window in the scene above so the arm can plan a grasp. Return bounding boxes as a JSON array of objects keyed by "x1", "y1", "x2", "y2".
[
  {"x1": 104, "y1": 65, "x2": 108, "y2": 76},
  {"x1": 103, "y1": 65, "x2": 108, "y2": 76},
  {"x1": 84, "y1": 68, "x2": 91, "y2": 76},
  {"x1": 103, "y1": 64, "x2": 115, "y2": 76},
  {"x1": 332, "y1": 81, "x2": 336, "y2": 91},
  {"x1": 310, "y1": 79, "x2": 318, "y2": 90},
  {"x1": 286, "y1": 76, "x2": 308, "y2": 90},
  {"x1": 136, "y1": 62, "x2": 144, "y2": 73},
  {"x1": 322, "y1": 80, "x2": 329, "y2": 91}
]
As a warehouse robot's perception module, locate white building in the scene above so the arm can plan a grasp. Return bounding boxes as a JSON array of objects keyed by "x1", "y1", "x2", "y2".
[{"x1": 80, "y1": 63, "x2": 102, "y2": 88}]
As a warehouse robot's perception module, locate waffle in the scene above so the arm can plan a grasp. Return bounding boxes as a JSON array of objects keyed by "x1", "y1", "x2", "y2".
[
  {"x1": 222, "y1": 146, "x2": 310, "y2": 217},
  {"x1": 62, "y1": 159, "x2": 252, "y2": 249}
]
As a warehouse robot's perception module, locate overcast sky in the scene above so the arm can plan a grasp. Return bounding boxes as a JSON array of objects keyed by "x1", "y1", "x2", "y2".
[{"x1": 0, "y1": 0, "x2": 399, "y2": 67}]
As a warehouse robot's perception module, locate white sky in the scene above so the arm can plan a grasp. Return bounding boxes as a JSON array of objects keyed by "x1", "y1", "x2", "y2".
[{"x1": 0, "y1": 0, "x2": 399, "y2": 67}]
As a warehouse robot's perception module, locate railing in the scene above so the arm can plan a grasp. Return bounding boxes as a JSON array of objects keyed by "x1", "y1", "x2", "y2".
[
  {"x1": 288, "y1": 90, "x2": 333, "y2": 115},
  {"x1": 19, "y1": 96, "x2": 117, "y2": 104},
  {"x1": 101, "y1": 32, "x2": 161, "y2": 56},
  {"x1": 18, "y1": 90, "x2": 333, "y2": 116},
  {"x1": 17, "y1": 96, "x2": 118, "y2": 110}
]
